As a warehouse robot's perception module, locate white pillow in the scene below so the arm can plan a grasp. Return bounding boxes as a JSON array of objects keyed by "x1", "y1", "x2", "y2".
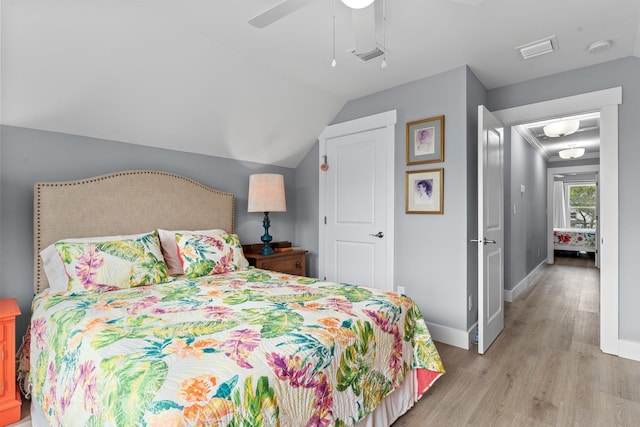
[
  {"x1": 40, "y1": 232, "x2": 153, "y2": 293},
  {"x1": 157, "y1": 229, "x2": 227, "y2": 275}
]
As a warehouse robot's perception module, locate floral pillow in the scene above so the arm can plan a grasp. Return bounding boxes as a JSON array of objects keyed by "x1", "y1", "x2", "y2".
[
  {"x1": 175, "y1": 232, "x2": 249, "y2": 278},
  {"x1": 157, "y1": 228, "x2": 226, "y2": 275},
  {"x1": 54, "y1": 230, "x2": 169, "y2": 292}
]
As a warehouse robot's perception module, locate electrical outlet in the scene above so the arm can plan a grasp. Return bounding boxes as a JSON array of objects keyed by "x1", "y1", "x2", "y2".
[
  {"x1": 397, "y1": 286, "x2": 406, "y2": 295},
  {"x1": 468, "y1": 295, "x2": 473, "y2": 311}
]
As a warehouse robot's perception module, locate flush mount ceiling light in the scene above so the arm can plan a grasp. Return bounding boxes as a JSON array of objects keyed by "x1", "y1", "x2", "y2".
[
  {"x1": 588, "y1": 39, "x2": 613, "y2": 54},
  {"x1": 559, "y1": 147, "x2": 585, "y2": 160},
  {"x1": 341, "y1": 0, "x2": 375, "y2": 9},
  {"x1": 543, "y1": 119, "x2": 580, "y2": 138}
]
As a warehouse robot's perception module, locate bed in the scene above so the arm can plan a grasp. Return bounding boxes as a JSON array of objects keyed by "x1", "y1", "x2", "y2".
[
  {"x1": 553, "y1": 227, "x2": 597, "y2": 254},
  {"x1": 26, "y1": 170, "x2": 444, "y2": 427}
]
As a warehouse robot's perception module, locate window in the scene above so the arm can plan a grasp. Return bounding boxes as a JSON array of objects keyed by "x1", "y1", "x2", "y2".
[{"x1": 568, "y1": 183, "x2": 596, "y2": 229}]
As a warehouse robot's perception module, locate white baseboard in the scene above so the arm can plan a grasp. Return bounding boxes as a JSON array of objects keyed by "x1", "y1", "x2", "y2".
[
  {"x1": 504, "y1": 259, "x2": 547, "y2": 303},
  {"x1": 618, "y1": 339, "x2": 640, "y2": 362},
  {"x1": 425, "y1": 321, "x2": 474, "y2": 350}
]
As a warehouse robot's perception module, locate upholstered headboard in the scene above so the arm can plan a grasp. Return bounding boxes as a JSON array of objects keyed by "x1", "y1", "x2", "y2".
[{"x1": 34, "y1": 170, "x2": 235, "y2": 294}]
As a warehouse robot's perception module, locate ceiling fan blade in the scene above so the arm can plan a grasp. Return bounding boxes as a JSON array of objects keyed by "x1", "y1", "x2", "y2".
[{"x1": 249, "y1": 0, "x2": 316, "y2": 28}]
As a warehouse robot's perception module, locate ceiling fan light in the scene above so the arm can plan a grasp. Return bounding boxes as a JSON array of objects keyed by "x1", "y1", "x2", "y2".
[
  {"x1": 558, "y1": 147, "x2": 585, "y2": 159},
  {"x1": 341, "y1": 0, "x2": 375, "y2": 9},
  {"x1": 543, "y1": 119, "x2": 580, "y2": 137}
]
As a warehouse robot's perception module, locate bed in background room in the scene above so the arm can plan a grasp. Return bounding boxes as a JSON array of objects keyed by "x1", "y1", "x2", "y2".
[
  {"x1": 24, "y1": 170, "x2": 444, "y2": 427},
  {"x1": 553, "y1": 227, "x2": 597, "y2": 254}
]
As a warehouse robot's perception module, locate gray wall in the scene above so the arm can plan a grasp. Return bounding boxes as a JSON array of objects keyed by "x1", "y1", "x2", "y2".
[
  {"x1": 327, "y1": 66, "x2": 473, "y2": 333},
  {"x1": 294, "y1": 142, "x2": 319, "y2": 278},
  {"x1": 0, "y1": 125, "x2": 296, "y2": 342},
  {"x1": 505, "y1": 128, "x2": 548, "y2": 291},
  {"x1": 488, "y1": 56, "x2": 640, "y2": 342}
]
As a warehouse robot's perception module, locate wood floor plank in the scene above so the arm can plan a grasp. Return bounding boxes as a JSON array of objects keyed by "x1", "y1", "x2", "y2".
[{"x1": 393, "y1": 254, "x2": 640, "y2": 427}]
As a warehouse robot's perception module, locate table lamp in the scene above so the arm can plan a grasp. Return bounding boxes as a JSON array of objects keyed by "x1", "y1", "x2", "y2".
[{"x1": 247, "y1": 174, "x2": 286, "y2": 255}]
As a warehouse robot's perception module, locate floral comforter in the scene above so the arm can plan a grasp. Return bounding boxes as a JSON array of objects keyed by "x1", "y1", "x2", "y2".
[
  {"x1": 553, "y1": 227, "x2": 597, "y2": 251},
  {"x1": 30, "y1": 269, "x2": 444, "y2": 427}
]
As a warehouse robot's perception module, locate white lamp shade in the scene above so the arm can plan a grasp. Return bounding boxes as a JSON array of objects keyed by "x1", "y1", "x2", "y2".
[
  {"x1": 558, "y1": 147, "x2": 585, "y2": 159},
  {"x1": 247, "y1": 174, "x2": 286, "y2": 213},
  {"x1": 543, "y1": 119, "x2": 580, "y2": 138},
  {"x1": 341, "y1": 0, "x2": 375, "y2": 9}
]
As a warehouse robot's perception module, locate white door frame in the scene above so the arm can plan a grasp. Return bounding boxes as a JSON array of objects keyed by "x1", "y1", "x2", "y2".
[
  {"x1": 493, "y1": 87, "x2": 621, "y2": 357},
  {"x1": 318, "y1": 110, "x2": 396, "y2": 288},
  {"x1": 546, "y1": 164, "x2": 600, "y2": 265}
]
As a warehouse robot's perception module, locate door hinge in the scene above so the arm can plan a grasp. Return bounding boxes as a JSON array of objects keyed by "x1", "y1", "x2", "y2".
[{"x1": 324, "y1": 216, "x2": 327, "y2": 225}]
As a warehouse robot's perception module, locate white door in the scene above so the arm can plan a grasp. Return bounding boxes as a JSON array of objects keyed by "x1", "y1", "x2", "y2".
[
  {"x1": 476, "y1": 105, "x2": 505, "y2": 354},
  {"x1": 595, "y1": 172, "x2": 600, "y2": 268},
  {"x1": 323, "y1": 127, "x2": 389, "y2": 289}
]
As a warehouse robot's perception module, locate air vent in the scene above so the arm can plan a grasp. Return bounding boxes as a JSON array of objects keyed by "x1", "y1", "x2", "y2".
[
  {"x1": 515, "y1": 35, "x2": 558, "y2": 60},
  {"x1": 352, "y1": 47, "x2": 384, "y2": 61}
]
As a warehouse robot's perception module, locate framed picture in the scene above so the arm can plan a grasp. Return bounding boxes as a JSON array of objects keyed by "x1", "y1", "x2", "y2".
[
  {"x1": 406, "y1": 115, "x2": 444, "y2": 165},
  {"x1": 406, "y1": 168, "x2": 444, "y2": 214}
]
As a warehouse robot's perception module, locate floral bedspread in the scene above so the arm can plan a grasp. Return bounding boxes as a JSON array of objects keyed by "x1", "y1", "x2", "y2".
[
  {"x1": 30, "y1": 269, "x2": 445, "y2": 427},
  {"x1": 553, "y1": 228, "x2": 597, "y2": 251}
]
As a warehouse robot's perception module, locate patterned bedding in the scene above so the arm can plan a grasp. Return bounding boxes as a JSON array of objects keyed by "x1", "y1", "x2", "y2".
[
  {"x1": 553, "y1": 228, "x2": 597, "y2": 252},
  {"x1": 30, "y1": 269, "x2": 445, "y2": 427}
]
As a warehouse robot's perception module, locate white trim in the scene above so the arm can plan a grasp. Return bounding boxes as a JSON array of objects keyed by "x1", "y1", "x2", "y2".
[
  {"x1": 493, "y1": 87, "x2": 621, "y2": 358},
  {"x1": 599, "y1": 105, "x2": 619, "y2": 355},
  {"x1": 318, "y1": 110, "x2": 397, "y2": 139},
  {"x1": 493, "y1": 87, "x2": 622, "y2": 126},
  {"x1": 318, "y1": 110, "x2": 397, "y2": 290},
  {"x1": 504, "y1": 259, "x2": 547, "y2": 302},
  {"x1": 619, "y1": 340, "x2": 640, "y2": 362},
  {"x1": 425, "y1": 320, "x2": 474, "y2": 350},
  {"x1": 546, "y1": 164, "x2": 600, "y2": 265}
]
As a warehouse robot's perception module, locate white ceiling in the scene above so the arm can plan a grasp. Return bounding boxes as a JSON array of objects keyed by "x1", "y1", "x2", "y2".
[{"x1": 2, "y1": 0, "x2": 639, "y2": 167}]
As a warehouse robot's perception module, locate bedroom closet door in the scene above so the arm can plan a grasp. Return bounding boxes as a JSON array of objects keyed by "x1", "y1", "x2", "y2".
[
  {"x1": 476, "y1": 105, "x2": 505, "y2": 354},
  {"x1": 318, "y1": 111, "x2": 396, "y2": 292}
]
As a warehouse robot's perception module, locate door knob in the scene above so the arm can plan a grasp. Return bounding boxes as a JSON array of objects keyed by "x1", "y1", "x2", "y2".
[
  {"x1": 369, "y1": 231, "x2": 384, "y2": 238},
  {"x1": 470, "y1": 238, "x2": 497, "y2": 245}
]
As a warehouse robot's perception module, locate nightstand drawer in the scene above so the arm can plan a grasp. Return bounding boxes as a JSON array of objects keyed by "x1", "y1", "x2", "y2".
[
  {"x1": 244, "y1": 248, "x2": 308, "y2": 277},
  {"x1": 260, "y1": 256, "x2": 305, "y2": 276}
]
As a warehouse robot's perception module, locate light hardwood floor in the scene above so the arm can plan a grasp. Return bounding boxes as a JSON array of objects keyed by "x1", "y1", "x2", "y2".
[{"x1": 394, "y1": 254, "x2": 640, "y2": 426}]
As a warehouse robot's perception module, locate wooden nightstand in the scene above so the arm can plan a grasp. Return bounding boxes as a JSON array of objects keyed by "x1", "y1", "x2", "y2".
[
  {"x1": 244, "y1": 247, "x2": 308, "y2": 277},
  {"x1": 0, "y1": 299, "x2": 21, "y2": 427}
]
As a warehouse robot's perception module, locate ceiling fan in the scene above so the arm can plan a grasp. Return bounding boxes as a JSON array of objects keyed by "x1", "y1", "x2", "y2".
[{"x1": 249, "y1": 0, "x2": 382, "y2": 61}]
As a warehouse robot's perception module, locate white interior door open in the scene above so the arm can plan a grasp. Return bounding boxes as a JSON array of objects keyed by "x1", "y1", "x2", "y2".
[
  {"x1": 476, "y1": 105, "x2": 505, "y2": 354},
  {"x1": 318, "y1": 111, "x2": 396, "y2": 291}
]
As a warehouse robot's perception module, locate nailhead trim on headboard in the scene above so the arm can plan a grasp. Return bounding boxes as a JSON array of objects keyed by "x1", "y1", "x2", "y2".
[{"x1": 34, "y1": 170, "x2": 236, "y2": 294}]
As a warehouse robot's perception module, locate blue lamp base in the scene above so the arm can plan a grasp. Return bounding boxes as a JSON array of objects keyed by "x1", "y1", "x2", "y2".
[{"x1": 259, "y1": 212, "x2": 275, "y2": 255}]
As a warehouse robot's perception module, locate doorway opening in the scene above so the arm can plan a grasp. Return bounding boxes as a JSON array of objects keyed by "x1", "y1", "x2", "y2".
[{"x1": 491, "y1": 86, "x2": 620, "y2": 356}]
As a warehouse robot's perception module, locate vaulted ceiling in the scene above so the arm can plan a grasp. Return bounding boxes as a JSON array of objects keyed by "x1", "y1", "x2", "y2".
[{"x1": 2, "y1": 0, "x2": 639, "y2": 167}]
